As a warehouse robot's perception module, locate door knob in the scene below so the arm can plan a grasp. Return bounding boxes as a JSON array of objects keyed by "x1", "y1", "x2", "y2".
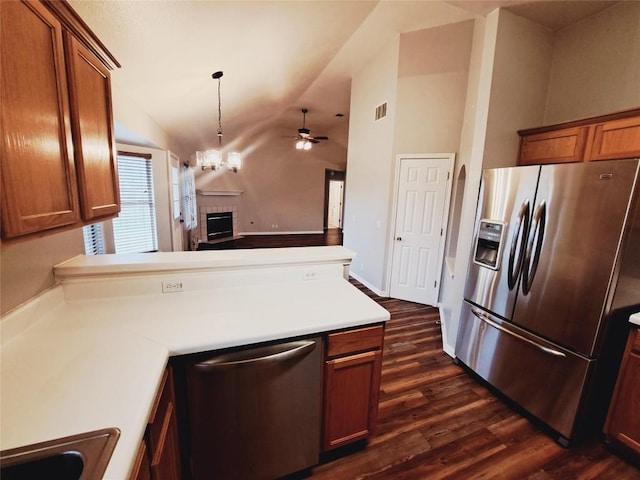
[{"x1": 396, "y1": 237, "x2": 402, "y2": 241}]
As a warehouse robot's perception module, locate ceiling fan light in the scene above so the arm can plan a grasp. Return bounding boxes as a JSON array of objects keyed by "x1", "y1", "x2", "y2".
[
  {"x1": 296, "y1": 140, "x2": 305, "y2": 150},
  {"x1": 303, "y1": 141, "x2": 312, "y2": 150}
]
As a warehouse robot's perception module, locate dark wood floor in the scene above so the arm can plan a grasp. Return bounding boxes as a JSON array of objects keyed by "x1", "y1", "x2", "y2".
[
  {"x1": 209, "y1": 232, "x2": 638, "y2": 478},
  {"x1": 310, "y1": 283, "x2": 639, "y2": 480}
]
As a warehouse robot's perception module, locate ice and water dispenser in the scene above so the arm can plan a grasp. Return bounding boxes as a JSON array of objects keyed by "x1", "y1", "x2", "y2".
[{"x1": 472, "y1": 220, "x2": 506, "y2": 270}]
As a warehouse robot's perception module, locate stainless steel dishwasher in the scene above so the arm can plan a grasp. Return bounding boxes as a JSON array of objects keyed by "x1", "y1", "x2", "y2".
[{"x1": 185, "y1": 337, "x2": 322, "y2": 480}]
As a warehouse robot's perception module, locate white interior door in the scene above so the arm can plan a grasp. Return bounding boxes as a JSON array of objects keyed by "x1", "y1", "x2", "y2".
[
  {"x1": 328, "y1": 180, "x2": 344, "y2": 228},
  {"x1": 168, "y1": 152, "x2": 184, "y2": 251},
  {"x1": 389, "y1": 155, "x2": 453, "y2": 305}
]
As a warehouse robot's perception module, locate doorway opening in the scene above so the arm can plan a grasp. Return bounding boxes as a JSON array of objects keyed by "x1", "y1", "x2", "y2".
[{"x1": 323, "y1": 169, "x2": 345, "y2": 231}]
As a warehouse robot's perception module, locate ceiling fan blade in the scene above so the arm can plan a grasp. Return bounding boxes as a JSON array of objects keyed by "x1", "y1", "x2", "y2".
[{"x1": 312, "y1": 136, "x2": 328, "y2": 141}]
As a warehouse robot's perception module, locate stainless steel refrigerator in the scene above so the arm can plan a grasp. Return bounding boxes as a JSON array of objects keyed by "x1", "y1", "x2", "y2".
[{"x1": 456, "y1": 158, "x2": 640, "y2": 445}]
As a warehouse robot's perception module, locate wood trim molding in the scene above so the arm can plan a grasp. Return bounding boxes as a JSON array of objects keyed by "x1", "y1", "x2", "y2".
[
  {"x1": 118, "y1": 150, "x2": 153, "y2": 160},
  {"x1": 42, "y1": 0, "x2": 121, "y2": 69},
  {"x1": 518, "y1": 107, "x2": 640, "y2": 137}
]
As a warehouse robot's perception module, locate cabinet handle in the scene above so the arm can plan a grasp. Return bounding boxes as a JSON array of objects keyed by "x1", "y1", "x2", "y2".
[{"x1": 194, "y1": 340, "x2": 316, "y2": 371}]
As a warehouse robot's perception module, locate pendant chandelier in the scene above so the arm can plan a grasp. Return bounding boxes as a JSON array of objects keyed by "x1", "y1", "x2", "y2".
[{"x1": 194, "y1": 71, "x2": 241, "y2": 172}]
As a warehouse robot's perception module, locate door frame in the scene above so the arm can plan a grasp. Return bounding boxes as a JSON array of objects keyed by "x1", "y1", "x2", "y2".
[
  {"x1": 167, "y1": 151, "x2": 184, "y2": 251},
  {"x1": 323, "y1": 169, "x2": 346, "y2": 231},
  {"x1": 385, "y1": 153, "x2": 455, "y2": 301}
]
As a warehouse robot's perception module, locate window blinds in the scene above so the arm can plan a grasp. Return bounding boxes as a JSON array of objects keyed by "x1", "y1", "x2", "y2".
[
  {"x1": 82, "y1": 223, "x2": 105, "y2": 255},
  {"x1": 113, "y1": 154, "x2": 158, "y2": 253}
]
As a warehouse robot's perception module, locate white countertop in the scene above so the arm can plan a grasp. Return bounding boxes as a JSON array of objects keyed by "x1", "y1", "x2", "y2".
[
  {"x1": 1, "y1": 247, "x2": 389, "y2": 479},
  {"x1": 54, "y1": 246, "x2": 355, "y2": 278},
  {"x1": 630, "y1": 312, "x2": 640, "y2": 326}
]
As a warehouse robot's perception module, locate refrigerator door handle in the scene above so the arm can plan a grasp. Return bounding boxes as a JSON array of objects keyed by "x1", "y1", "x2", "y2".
[
  {"x1": 470, "y1": 308, "x2": 566, "y2": 358},
  {"x1": 507, "y1": 200, "x2": 530, "y2": 290},
  {"x1": 522, "y1": 201, "x2": 547, "y2": 295}
]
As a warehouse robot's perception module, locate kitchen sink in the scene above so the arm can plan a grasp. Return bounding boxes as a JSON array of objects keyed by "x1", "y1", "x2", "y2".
[{"x1": 0, "y1": 427, "x2": 120, "y2": 480}]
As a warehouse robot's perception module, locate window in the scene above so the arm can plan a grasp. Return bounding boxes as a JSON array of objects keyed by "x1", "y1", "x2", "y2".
[
  {"x1": 82, "y1": 223, "x2": 105, "y2": 255},
  {"x1": 112, "y1": 152, "x2": 158, "y2": 253}
]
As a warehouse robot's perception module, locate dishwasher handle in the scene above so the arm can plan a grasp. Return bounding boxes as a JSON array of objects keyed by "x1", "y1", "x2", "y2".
[{"x1": 194, "y1": 340, "x2": 317, "y2": 370}]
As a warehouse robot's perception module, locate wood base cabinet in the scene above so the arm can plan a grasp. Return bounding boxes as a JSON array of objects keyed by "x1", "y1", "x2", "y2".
[
  {"x1": 129, "y1": 368, "x2": 181, "y2": 480},
  {"x1": 604, "y1": 327, "x2": 640, "y2": 463},
  {"x1": 322, "y1": 325, "x2": 384, "y2": 451}
]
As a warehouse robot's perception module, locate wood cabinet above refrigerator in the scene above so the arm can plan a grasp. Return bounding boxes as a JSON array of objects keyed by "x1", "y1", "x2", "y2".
[
  {"x1": 1, "y1": 0, "x2": 120, "y2": 240},
  {"x1": 517, "y1": 108, "x2": 640, "y2": 166}
]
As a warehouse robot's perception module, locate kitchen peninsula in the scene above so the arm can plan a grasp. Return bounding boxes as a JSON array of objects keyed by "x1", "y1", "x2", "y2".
[{"x1": 0, "y1": 246, "x2": 390, "y2": 479}]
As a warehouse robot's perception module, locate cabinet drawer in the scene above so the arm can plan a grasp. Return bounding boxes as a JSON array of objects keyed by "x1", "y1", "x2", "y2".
[{"x1": 327, "y1": 325, "x2": 384, "y2": 358}]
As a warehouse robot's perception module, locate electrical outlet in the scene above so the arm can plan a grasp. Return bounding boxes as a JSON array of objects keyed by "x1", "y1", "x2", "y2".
[
  {"x1": 303, "y1": 270, "x2": 317, "y2": 280},
  {"x1": 162, "y1": 280, "x2": 183, "y2": 293}
]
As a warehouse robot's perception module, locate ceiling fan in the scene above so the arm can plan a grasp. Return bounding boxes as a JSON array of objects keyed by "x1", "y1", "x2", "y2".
[{"x1": 293, "y1": 108, "x2": 328, "y2": 150}]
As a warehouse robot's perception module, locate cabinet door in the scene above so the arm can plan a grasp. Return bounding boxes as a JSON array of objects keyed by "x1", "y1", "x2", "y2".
[
  {"x1": 323, "y1": 350, "x2": 382, "y2": 451},
  {"x1": 147, "y1": 368, "x2": 181, "y2": 480},
  {"x1": 518, "y1": 126, "x2": 590, "y2": 165},
  {"x1": 604, "y1": 329, "x2": 640, "y2": 455},
  {"x1": 129, "y1": 441, "x2": 152, "y2": 480},
  {"x1": 65, "y1": 35, "x2": 120, "y2": 221},
  {"x1": 588, "y1": 116, "x2": 640, "y2": 161},
  {"x1": 0, "y1": 0, "x2": 80, "y2": 238},
  {"x1": 150, "y1": 402, "x2": 182, "y2": 480}
]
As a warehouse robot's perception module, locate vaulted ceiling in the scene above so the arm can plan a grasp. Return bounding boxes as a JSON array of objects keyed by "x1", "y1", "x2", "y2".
[{"x1": 69, "y1": 0, "x2": 617, "y2": 159}]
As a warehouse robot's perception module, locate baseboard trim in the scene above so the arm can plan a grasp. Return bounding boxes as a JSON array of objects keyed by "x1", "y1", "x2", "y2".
[
  {"x1": 238, "y1": 231, "x2": 325, "y2": 236},
  {"x1": 349, "y1": 273, "x2": 386, "y2": 297}
]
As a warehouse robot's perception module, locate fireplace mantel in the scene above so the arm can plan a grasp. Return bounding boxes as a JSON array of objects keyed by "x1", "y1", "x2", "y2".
[{"x1": 197, "y1": 189, "x2": 243, "y2": 196}]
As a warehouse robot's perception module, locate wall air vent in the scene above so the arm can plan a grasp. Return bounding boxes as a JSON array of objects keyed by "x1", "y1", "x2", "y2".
[{"x1": 375, "y1": 102, "x2": 387, "y2": 122}]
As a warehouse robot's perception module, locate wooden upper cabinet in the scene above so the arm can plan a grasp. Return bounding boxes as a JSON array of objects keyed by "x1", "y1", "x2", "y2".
[
  {"x1": 518, "y1": 126, "x2": 589, "y2": 165},
  {"x1": 518, "y1": 108, "x2": 640, "y2": 166},
  {"x1": 0, "y1": 0, "x2": 120, "y2": 240},
  {"x1": 588, "y1": 116, "x2": 640, "y2": 162},
  {"x1": 0, "y1": 0, "x2": 81, "y2": 238},
  {"x1": 65, "y1": 35, "x2": 120, "y2": 220}
]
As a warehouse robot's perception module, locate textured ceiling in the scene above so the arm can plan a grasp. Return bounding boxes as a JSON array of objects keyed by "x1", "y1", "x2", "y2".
[{"x1": 68, "y1": 0, "x2": 618, "y2": 158}]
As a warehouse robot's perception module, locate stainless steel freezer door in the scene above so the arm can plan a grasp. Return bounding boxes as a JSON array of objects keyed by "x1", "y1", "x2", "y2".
[
  {"x1": 456, "y1": 301, "x2": 593, "y2": 440},
  {"x1": 464, "y1": 165, "x2": 540, "y2": 320},
  {"x1": 513, "y1": 159, "x2": 640, "y2": 357}
]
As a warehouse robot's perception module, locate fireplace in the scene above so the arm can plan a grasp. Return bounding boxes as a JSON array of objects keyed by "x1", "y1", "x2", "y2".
[{"x1": 207, "y1": 212, "x2": 233, "y2": 241}]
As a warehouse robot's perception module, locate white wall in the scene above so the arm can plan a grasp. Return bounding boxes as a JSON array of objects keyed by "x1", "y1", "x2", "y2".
[
  {"x1": 394, "y1": 21, "x2": 474, "y2": 155},
  {"x1": 343, "y1": 38, "x2": 400, "y2": 293},
  {"x1": 194, "y1": 126, "x2": 346, "y2": 236},
  {"x1": 438, "y1": 13, "x2": 497, "y2": 356},
  {"x1": 544, "y1": 1, "x2": 640, "y2": 124},
  {"x1": 483, "y1": 10, "x2": 554, "y2": 168},
  {"x1": 345, "y1": 20, "x2": 478, "y2": 295}
]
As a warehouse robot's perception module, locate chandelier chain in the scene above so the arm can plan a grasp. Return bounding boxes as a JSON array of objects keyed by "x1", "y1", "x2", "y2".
[{"x1": 217, "y1": 76, "x2": 223, "y2": 149}]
